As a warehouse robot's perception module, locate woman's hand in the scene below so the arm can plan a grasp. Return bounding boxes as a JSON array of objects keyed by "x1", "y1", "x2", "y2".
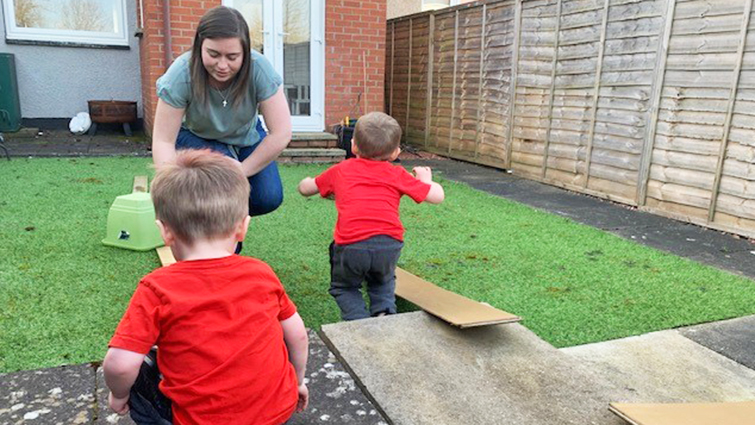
[{"x1": 240, "y1": 86, "x2": 292, "y2": 177}]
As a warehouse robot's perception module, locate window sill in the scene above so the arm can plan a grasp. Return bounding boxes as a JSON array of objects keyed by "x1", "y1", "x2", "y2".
[{"x1": 5, "y1": 38, "x2": 131, "y2": 50}]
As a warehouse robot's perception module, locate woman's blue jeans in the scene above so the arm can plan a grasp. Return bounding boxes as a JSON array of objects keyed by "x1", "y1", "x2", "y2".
[{"x1": 175, "y1": 121, "x2": 283, "y2": 216}]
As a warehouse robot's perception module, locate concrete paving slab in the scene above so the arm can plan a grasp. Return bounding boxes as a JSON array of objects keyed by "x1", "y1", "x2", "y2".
[
  {"x1": 321, "y1": 311, "x2": 630, "y2": 425},
  {"x1": 3, "y1": 129, "x2": 150, "y2": 158},
  {"x1": 287, "y1": 330, "x2": 387, "y2": 425},
  {"x1": 680, "y1": 315, "x2": 755, "y2": 371},
  {"x1": 95, "y1": 366, "x2": 134, "y2": 425},
  {"x1": 562, "y1": 330, "x2": 755, "y2": 403},
  {"x1": 0, "y1": 363, "x2": 96, "y2": 424}
]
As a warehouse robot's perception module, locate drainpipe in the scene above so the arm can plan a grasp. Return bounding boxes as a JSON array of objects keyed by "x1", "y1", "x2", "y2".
[
  {"x1": 163, "y1": 0, "x2": 172, "y2": 66},
  {"x1": 138, "y1": 0, "x2": 144, "y2": 29}
]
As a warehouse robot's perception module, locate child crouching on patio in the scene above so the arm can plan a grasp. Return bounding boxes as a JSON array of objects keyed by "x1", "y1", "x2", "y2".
[{"x1": 103, "y1": 149, "x2": 309, "y2": 424}]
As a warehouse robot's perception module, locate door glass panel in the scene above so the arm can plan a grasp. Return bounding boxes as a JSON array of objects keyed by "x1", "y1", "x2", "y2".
[
  {"x1": 282, "y1": 0, "x2": 311, "y2": 117},
  {"x1": 234, "y1": 0, "x2": 264, "y2": 53}
]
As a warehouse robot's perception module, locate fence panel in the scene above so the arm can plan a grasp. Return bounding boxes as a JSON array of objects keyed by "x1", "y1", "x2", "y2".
[
  {"x1": 645, "y1": 0, "x2": 753, "y2": 232},
  {"x1": 386, "y1": 0, "x2": 755, "y2": 238}
]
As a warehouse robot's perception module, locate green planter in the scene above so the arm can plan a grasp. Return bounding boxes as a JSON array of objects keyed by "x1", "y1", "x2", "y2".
[{"x1": 102, "y1": 192, "x2": 164, "y2": 251}]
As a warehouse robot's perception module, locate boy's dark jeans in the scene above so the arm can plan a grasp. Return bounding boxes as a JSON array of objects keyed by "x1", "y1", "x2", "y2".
[
  {"x1": 128, "y1": 348, "x2": 172, "y2": 425},
  {"x1": 329, "y1": 236, "x2": 403, "y2": 321}
]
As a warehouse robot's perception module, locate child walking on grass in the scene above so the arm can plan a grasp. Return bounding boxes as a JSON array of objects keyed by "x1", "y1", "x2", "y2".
[
  {"x1": 104, "y1": 149, "x2": 309, "y2": 425},
  {"x1": 298, "y1": 112, "x2": 445, "y2": 321}
]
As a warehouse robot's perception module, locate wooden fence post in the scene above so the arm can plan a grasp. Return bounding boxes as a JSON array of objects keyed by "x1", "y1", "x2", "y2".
[
  {"x1": 425, "y1": 13, "x2": 435, "y2": 148},
  {"x1": 540, "y1": 0, "x2": 563, "y2": 179},
  {"x1": 505, "y1": 0, "x2": 522, "y2": 169},
  {"x1": 474, "y1": 4, "x2": 487, "y2": 160},
  {"x1": 636, "y1": 0, "x2": 676, "y2": 205},
  {"x1": 707, "y1": 0, "x2": 753, "y2": 222},
  {"x1": 582, "y1": 0, "x2": 611, "y2": 188},
  {"x1": 405, "y1": 18, "x2": 413, "y2": 144},
  {"x1": 449, "y1": 10, "x2": 460, "y2": 155}
]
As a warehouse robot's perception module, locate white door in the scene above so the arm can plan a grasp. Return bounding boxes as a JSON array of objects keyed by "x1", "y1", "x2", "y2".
[{"x1": 224, "y1": 0, "x2": 325, "y2": 131}]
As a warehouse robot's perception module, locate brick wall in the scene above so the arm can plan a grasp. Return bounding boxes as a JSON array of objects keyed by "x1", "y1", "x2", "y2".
[
  {"x1": 324, "y1": 0, "x2": 386, "y2": 128},
  {"x1": 139, "y1": 1, "x2": 386, "y2": 135},
  {"x1": 138, "y1": 0, "x2": 218, "y2": 135},
  {"x1": 137, "y1": 0, "x2": 164, "y2": 136}
]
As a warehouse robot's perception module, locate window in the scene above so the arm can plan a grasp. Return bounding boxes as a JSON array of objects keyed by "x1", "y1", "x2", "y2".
[{"x1": 3, "y1": 0, "x2": 129, "y2": 47}]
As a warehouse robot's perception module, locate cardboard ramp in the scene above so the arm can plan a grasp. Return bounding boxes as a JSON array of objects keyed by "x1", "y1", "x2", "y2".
[
  {"x1": 395, "y1": 267, "x2": 520, "y2": 328},
  {"x1": 154, "y1": 255, "x2": 520, "y2": 328},
  {"x1": 609, "y1": 401, "x2": 755, "y2": 425}
]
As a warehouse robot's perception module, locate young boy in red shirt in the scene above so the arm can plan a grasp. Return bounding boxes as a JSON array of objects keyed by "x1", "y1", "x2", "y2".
[
  {"x1": 298, "y1": 112, "x2": 445, "y2": 321},
  {"x1": 103, "y1": 150, "x2": 309, "y2": 425}
]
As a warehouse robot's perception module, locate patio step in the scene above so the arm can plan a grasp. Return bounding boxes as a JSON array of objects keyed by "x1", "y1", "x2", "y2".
[
  {"x1": 280, "y1": 132, "x2": 344, "y2": 163},
  {"x1": 321, "y1": 312, "x2": 629, "y2": 425},
  {"x1": 562, "y1": 327, "x2": 755, "y2": 403},
  {"x1": 288, "y1": 132, "x2": 339, "y2": 149},
  {"x1": 279, "y1": 148, "x2": 345, "y2": 164}
]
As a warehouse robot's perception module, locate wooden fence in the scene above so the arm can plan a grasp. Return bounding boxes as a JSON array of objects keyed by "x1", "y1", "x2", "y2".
[{"x1": 386, "y1": 0, "x2": 755, "y2": 238}]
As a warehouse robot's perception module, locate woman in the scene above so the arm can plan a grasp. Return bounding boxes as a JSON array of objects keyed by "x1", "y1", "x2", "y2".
[{"x1": 152, "y1": 6, "x2": 291, "y2": 217}]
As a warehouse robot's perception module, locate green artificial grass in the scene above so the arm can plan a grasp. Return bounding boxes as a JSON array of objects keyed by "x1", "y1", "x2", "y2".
[{"x1": 1, "y1": 157, "x2": 754, "y2": 373}]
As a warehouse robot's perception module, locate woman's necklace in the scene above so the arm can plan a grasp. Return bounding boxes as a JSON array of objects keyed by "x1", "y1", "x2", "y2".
[{"x1": 216, "y1": 87, "x2": 230, "y2": 108}]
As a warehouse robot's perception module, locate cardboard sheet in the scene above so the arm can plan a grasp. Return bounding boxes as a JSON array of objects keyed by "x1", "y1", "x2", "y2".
[
  {"x1": 609, "y1": 401, "x2": 755, "y2": 425},
  {"x1": 395, "y1": 267, "x2": 521, "y2": 328},
  {"x1": 156, "y1": 246, "x2": 176, "y2": 267},
  {"x1": 133, "y1": 175, "x2": 148, "y2": 193}
]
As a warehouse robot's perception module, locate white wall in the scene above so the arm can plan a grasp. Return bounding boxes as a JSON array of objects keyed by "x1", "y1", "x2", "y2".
[{"x1": 0, "y1": 0, "x2": 142, "y2": 119}]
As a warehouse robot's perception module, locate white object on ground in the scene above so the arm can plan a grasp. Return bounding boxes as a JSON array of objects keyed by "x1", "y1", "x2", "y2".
[{"x1": 69, "y1": 112, "x2": 92, "y2": 135}]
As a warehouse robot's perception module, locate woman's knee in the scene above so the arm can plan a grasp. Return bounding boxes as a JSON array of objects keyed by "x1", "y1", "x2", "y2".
[{"x1": 249, "y1": 189, "x2": 283, "y2": 216}]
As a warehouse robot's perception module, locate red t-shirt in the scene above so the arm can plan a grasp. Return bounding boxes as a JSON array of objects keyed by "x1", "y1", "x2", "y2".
[
  {"x1": 109, "y1": 255, "x2": 298, "y2": 425},
  {"x1": 314, "y1": 158, "x2": 431, "y2": 245}
]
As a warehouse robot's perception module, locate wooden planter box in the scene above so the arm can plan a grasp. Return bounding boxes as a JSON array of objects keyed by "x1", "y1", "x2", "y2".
[{"x1": 87, "y1": 100, "x2": 137, "y2": 136}]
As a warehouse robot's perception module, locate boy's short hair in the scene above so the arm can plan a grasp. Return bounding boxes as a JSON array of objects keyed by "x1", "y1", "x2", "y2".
[
  {"x1": 353, "y1": 112, "x2": 402, "y2": 160},
  {"x1": 151, "y1": 149, "x2": 250, "y2": 243}
]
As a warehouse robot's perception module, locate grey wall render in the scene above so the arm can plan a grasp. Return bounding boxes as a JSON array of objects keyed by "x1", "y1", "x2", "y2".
[{"x1": 0, "y1": 0, "x2": 142, "y2": 119}]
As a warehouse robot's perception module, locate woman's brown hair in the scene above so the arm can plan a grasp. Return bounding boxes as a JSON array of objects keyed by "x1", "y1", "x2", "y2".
[{"x1": 190, "y1": 6, "x2": 251, "y2": 108}]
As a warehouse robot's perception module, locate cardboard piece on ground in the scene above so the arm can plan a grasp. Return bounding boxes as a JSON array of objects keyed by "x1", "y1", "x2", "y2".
[
  {"x1": 395, "y1": 267, "x2": 521, "y2": 328},
  {"x1": 609, "y1": 401, "x2": 755, "y2": 425},
  {"x1": 156, "y1": 246, "x2": 176, "y2": 267},
  {"x1": 133, "y1": 175, "x2": 148, "y2": 193}
]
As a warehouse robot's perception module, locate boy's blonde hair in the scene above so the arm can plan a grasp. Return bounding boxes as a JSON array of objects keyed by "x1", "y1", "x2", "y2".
[
  {"x1": 151, "y1": 149, "x2": 250, "y2": 243},
  {"x1": 353, "y1": 112, "x2": 402, "y2": 160}
]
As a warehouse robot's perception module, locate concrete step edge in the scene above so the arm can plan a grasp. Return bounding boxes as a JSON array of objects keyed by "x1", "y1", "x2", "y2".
[
  {"x1": 281, "y1": 148, "x2": 345, "y2": 157},
  {"x1": 291, "y1": 132, "x2": 338, "y2": 141}
]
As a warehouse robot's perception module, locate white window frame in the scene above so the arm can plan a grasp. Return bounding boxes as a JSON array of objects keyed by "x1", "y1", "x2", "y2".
[
  {"x1": 224, "y1": 0, "x2": 325, "y2": 132},
  {"x1": 2, "y1": 0, "x2": 129, "y2": 47}
]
